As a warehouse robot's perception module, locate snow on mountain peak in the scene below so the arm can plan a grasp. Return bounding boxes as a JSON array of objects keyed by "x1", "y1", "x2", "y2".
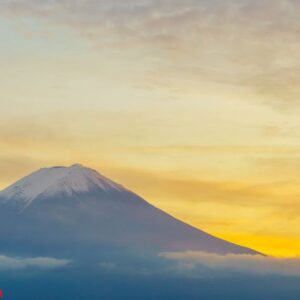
[{"x1": 0, "y1": 164, "x2": 125, "y2": 206}]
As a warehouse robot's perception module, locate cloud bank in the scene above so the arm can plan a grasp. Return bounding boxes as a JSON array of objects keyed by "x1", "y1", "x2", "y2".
[
  {"x1": 0, "y1": 254, "x2": 71, "y2": 271},
  {"x1": 161, "y1": 251, "x2": 300, "y2": 277}
]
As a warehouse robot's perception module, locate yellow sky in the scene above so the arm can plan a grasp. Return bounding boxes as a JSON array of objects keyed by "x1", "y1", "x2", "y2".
[{"x1": 1, "y1": 1, "x2": 300, "y2": 257}]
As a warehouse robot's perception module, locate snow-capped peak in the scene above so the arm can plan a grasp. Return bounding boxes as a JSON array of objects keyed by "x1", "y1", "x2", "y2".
[{"x1": 0, "y1": 164, "x2": 125, "y2": 206}]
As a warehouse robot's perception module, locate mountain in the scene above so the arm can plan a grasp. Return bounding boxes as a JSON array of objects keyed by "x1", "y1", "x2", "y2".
[
  {"x1": 0, "y1": 164, "x2": 125, "y2": 208},
  {"x1": 0, "y1": 164, "x2": 258, "y2": 258}
]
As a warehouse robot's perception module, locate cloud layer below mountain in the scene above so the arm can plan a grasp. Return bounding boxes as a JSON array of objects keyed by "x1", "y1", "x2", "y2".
[
  {"x1": 161, "y1": 251, "x2": 300, "y2": 277},
  {"x1": 0, "y1": 254, "x2": 71, "y2": 271}
]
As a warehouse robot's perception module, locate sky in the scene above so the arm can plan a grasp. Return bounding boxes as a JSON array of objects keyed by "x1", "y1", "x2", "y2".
[{"x1": 0, "y1": 0, "x2": 300, "y2": 257}]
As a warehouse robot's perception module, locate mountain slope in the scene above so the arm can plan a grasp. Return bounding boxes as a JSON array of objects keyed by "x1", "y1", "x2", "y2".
[{"x1": 0, "y1": 164, "x2": 259, "y2": 257}]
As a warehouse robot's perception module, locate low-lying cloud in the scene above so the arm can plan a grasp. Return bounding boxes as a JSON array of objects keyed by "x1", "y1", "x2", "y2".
[
  {"x1": 160, "y1": 251, "x2": 300, "y2": 277},
  {"x1": 0, "y1": 254, "x2": 71, "y2": 271}
]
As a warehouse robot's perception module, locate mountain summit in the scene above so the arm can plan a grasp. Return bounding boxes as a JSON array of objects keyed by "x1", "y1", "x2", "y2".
[
  {"x1": 0, "y1": 164, "x2": 124, "y2": 208},
  {"x1": 0, "y1": 164, "x2": 259, "y2": 256}
]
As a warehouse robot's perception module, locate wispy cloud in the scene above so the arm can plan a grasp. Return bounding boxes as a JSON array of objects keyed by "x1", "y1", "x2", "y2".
[
  {"x1": 107, "y1": 165, "x2": 300, "y2": 207},
  {"x1": 1, "y1": 0, "x2": 300, "y2": 109},
  {"x1": 161, "y1": 251, "x2": 300, "y2": 277},
  {"x1": 122, "y1": 144, "x2": 300, "y2": 155}
]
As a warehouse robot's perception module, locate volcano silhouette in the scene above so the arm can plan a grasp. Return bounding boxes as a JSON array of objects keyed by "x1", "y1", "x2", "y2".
[{"x1": 0, "y1": 164, "x2": 258, "y2": 258}]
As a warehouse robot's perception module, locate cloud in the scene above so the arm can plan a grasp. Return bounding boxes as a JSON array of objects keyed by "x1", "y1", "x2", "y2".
[
  {"x1": 107, "y1": 165, "x2": 297, "y2": 207},
  {"x1": 123, "y1": 144, "x2": 300, "y2": 155},
  {"x1": 0, "y1": 254, "x2": 71, "y2": 271},
  {"x1": 1, "y1": 0, "x2": 300, "y2": 109},
  {"x1": 161, "y1": 251, "x2": 300, "y2": 277}
]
